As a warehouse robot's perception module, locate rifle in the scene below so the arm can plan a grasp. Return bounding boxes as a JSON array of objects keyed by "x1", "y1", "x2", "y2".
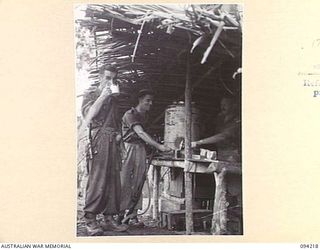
[{"x1": 86, "y1": 123, "x2": 94, "y2": 174}]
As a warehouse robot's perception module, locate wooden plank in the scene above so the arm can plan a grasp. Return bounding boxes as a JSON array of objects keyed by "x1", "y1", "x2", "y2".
[
  {"x1": 161, "y1": 192, "x2": 185, "y2": 204},
  {"x1": 166, "y1": 209, "x2": 211, "y2": 214},
  {"x1": 184, "y1": 52, "x2": 194, "y2": 234},
  {"x1": 151, "y1": 158, "x2": 241, "y2": 174}
]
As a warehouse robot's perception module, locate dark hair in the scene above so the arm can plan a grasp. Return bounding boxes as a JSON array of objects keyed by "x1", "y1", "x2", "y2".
[
  {"x1": 99, "y1": 65, "x2": 118, "y2": 75},
  {"x1": 137, "y1": 89, "x2": 154, "y2": 99}
]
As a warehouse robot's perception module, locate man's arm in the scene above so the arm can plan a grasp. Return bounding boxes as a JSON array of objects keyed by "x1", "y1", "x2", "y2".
[
  {"x1": 133, "y1": 125, "x2": 170, "y2": 152},
  {"x1": 83, "y1": 87, "x2": 111, "y2": 126},
  {"x1": 192, "y1": 124, "x2": 239, "y2": 147},
  {"x1": 192, "y1": 133, "x2": 226, "y2": 147}
]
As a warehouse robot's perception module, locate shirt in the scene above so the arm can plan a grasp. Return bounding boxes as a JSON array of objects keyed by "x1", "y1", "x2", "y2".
[
  {"x1": 122, "y1": 107, "x2": 148, "y2": 144},
  {"x1": 81, "y1": 87, "x2": 120, "y2": 131},
  {"x1": 215, "y1": 113, "x2": 241, "y2": 151}
]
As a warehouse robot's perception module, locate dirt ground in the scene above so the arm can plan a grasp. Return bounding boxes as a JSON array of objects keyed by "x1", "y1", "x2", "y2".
[
  {"x1": 77, "y1": 195, "x2": 211, "y2": 236},
  {"x1": 77, "y1": 214, "x2": 185, "y2": 236},
  {"x1": 77, "y1": 197, "x2": 184, "y2": 236}
]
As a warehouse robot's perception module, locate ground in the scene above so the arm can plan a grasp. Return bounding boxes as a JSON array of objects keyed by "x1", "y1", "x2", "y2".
[
  {"x1": 77, "y1": 192, "x2": 183, "y2": 236},
  {"x1": 77, "y1": 214, "x2": 185, "y2": 236},
  {"x1": 77, "y1": 195, "x2": 210, "y2": 236}
]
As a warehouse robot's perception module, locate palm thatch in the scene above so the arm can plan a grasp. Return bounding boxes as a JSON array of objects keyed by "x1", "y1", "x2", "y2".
[{"x1": 76, "y1": 4, "x2": 242, "y2": 135}]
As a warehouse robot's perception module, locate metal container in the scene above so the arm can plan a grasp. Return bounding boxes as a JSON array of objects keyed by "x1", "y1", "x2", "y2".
[{"x1": 164, "y1": 102, "x2": 201, "y2": 150}]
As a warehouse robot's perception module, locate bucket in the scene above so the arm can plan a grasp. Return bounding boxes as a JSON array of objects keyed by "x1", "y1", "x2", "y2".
[{"x1": 164, "y1": 102, "x2": 200, "y2": 150}]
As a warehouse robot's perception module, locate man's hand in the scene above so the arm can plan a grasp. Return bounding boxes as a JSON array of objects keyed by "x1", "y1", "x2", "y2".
[
  {"x1": 157, "y1": 144, "x2": 172, "y2": 152},
  {"x1": 83, "y1": 85, "x2": 112, "y2": 126},
  {"x1": 191, "y1": 141, "x2": 198, "y2": 148},
  {"x1": 101, "y1": 85, "x2": 112, "y2": 96}
]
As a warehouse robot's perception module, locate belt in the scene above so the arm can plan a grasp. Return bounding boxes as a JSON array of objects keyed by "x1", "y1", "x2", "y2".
[
  {"x1": 101, "y1": 127, "x2": 118, "y2": 133},
  {"x1": 99, "y1": 127, "x2": 120, "y2": 142}
]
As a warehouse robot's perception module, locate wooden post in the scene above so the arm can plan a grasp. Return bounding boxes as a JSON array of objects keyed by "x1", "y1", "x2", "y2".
[
  {"x1": 184, "y1": 53, "x2": 194, "y2": 234},
  {"x1": 152, "y1": 165, "x2": 160, "y2": 221},
  {"x1": 211, "y1": 168, "x2": 228, "y2": 234}
]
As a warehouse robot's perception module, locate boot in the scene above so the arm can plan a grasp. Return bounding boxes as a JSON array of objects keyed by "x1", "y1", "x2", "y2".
[
  {"x1": 84, "y1": 214, "x2": 104, "y2": 236},
  {"x1": 125, "y1": 209, "x2": 144, "y2": 227},
  {"x1": 101, "y1": 215, "x2": 129, "y2": 232},
  {"x1": 129, "y1": 215, "x2": 144, "y2": 227},
  {"x1": 116, "y1": 213, "x2": 127, "y2": 225}
]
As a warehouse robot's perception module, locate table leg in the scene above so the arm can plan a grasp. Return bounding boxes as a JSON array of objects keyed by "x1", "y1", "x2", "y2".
[
  {"x1": 152, "y1": 165, "x2": 160, "y2": 220},
  {"x1": 211, "y1": 169, "x2": 228, "y2": 234}
]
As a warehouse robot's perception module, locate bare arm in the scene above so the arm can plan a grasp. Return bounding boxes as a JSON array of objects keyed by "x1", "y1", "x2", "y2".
[
  {"x1": 133, "y1": 125, "x2": 170, "y2": 152},
  {"x1": 192, "y1": 124, "x2": 238, "y2": 147},
  {"x1": 192, "y1": 133, "x2": 226, "y2": 147},
  {"x1": 83, "y1": 87, "x2": 111, "y2": 126}
]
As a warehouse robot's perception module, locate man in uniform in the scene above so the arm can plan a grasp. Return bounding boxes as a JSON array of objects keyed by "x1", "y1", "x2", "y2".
[
  {"x1": 191, "y1": 97, "x2": 241, "y2": 162},
  {"x1": 119, "y1": 89, "x2": 171, "y2": 224},
  {"x1": 81, "y1": 65, "x2": 128, "y2": 235},
  {"x1": 192, "y1": 96, "x2": 242, "y2": 234}
]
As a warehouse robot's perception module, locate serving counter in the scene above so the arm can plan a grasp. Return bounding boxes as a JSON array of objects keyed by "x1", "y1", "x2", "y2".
[{"x1": 150, "y1": 157, "x2": 242, "y2": 234}]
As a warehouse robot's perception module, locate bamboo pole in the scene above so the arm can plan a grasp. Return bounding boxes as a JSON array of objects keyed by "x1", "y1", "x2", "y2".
[
  {"x1": 132, "y1": 19, "x2": 146, "y2": 62},
  {"x1": 184, "y1": 52, "x2": 194, "y2": 234}
]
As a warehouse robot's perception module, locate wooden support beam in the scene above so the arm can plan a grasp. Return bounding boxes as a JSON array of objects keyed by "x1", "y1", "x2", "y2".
[
  {"x1": 151, "y1": 159, "x2": 241, "y2": 174},
  {"x1": 151, "y1": 159, "x2": 206, "y2": 173},
  {"x1": 152, "y1": 165, "x2": 160, "y2": 220},
  {"x1": 184, "y1": 52, "x2": 194, "y2": 234},
  {"x1": 211, "y1": 169, "x2": 228, "y2": 234}
]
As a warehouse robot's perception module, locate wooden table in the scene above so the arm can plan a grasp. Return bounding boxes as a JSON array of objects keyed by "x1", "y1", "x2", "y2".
[{"x1": 151, "y1": 157, "x2": 242, "y2": 234}]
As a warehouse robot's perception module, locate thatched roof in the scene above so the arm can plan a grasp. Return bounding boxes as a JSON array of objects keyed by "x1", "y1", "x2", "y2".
[{"x1": 76, "y1": 4, "x2": 242, "y2": 135}]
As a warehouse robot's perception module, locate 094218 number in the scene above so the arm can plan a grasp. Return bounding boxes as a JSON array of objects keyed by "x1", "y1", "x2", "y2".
[{"x1": 300, "y1": 244, "x2": 319, "y2": 248}]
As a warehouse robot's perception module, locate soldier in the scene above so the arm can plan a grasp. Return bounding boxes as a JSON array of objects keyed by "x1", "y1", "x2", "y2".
[
  {"x1": 81, "y1": 65, "x2": 128, "y2": 235},
  {"x1": 192, "y1": 97, "x2": 241, "y2": 162},
  {"x1": 119, "y1": 89, "x2": 171, "y2": 224}
]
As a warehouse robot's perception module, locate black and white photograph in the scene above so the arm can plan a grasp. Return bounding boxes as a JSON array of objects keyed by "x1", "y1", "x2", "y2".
[{"x1": 75, "y1": 4, "x2": 243, "y2": 237}]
